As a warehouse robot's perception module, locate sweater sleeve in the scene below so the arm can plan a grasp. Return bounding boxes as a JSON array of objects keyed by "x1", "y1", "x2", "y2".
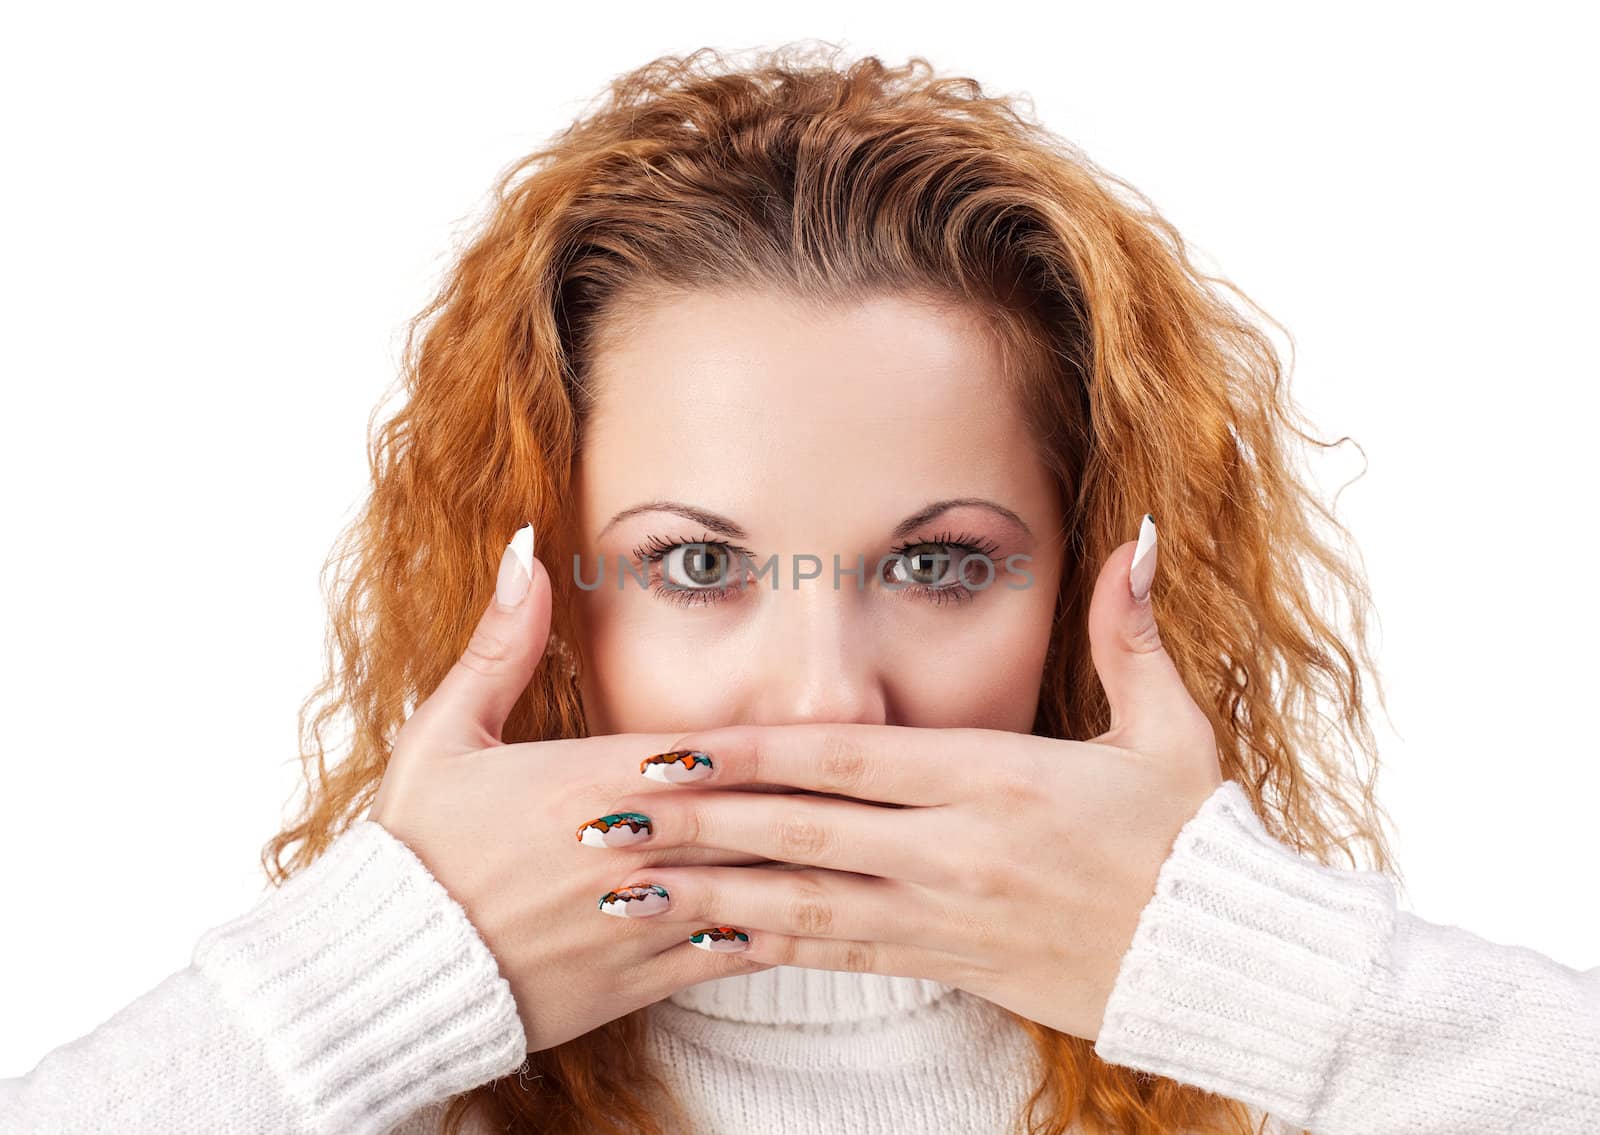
[
  {"x1": 0, "y1": 820, "x2": 526, "y2": 1134},
  {"x1": 1092, "y1": 779, "x2": 1600, "y2": 1134}
]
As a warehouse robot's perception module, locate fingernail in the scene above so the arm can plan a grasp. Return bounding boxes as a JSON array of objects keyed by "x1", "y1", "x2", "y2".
[
  {"x1": 496, "y1": 522, "x2": 535, "y2": 610},
  {"x1": 640, "y1": 749, "x2": 714, "y2": 783},
  {"x1": 598, "y1": 883, "x2": 670, "y2": 917},
  {"x1": 689, "y1": 926, "x2": 750, "y2": 952},
  {"x1": 1130, "y1": 513, "x2": 1157, "y2": 604},
  {"x1": 575, "y1": 811, "x2": 653, "y2": 848}
]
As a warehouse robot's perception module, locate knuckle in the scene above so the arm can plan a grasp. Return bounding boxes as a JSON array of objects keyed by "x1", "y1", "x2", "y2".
[
  {"x1": 818, "y1": 732, "x2": 868, "y2": 795},
  {"x1": 459, "y1": 623, "x2": 518, "y2": 676},
  {"x1": 992, "y1": 857, "x2": 1032, "y2": 900},
  {"x1": 989, "y1": 763, "x2": 1040, "y2": 810},
  {"x1": 776, "y1": 814, "x2": 829, "y2": 860},
  {"x1": 946, "y1": 851, "x2": 987, "y2": 897},
  {"x1": 784, "y1": 878, "x2": 835, "y2": 937},
  {"x1": 965, "y1": 852, "x2": 1023, "y2": 900},
  {"x1": 841, "y1": 940, "x2": 875, "y2": 973},
  {"x1": 1127, "y1": 616, "x2": 1166, "y2": 657}
]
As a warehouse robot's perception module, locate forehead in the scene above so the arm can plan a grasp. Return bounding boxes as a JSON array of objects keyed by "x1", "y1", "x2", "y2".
[{"x1": 577, "y1": 289, "x2": 1047, "y2": 536}]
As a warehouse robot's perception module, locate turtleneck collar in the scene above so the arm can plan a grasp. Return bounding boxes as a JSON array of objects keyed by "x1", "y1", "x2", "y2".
[{"x1": 666, "y1": 966, "x2": 957, "y2": 1026}]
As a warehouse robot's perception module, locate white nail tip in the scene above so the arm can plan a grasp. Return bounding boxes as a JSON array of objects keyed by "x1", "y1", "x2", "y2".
[
  {"x1": 1130, "y1": 514, "x2": 1158, "y2": 601},
  {"x1": 690, "y1": 933, "x2": 750, "y2": 952},
  {"x1": 642, "y1": 761, "x2": 714, "y2": 784},
  {"x1": 509, "y1": 522, "x2": 535, "y2": 577},
  {"x1": 599, "y1": 889, "x2": 670, "y2": 917},
  {"x1": 579, "y1": 824, "x2": 651, "y2": 848}
]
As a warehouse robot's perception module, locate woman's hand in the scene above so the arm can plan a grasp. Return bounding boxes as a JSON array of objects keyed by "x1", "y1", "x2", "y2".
[
  {"x1": 570, "y1": 519, "x2": 1225, "y2": 1042},
  {"x1": 368, "y1": 524, "x2": 775, "y2": 1052}
]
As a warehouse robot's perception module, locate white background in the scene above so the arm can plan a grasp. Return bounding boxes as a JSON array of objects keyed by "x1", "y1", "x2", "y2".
[{"x1": 2, "y1": 1, "x2": 1595, "y2": 1077}]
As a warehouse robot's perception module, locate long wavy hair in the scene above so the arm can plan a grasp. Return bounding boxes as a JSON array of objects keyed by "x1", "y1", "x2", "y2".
[{"x1": 263, "y1": 41, "x2": 1404, "y2": 1135}]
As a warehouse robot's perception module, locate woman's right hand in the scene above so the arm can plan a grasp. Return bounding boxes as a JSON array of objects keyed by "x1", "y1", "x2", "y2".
[{"x1": 369, "y1": 523, "x2": 775, "y2": 1052}]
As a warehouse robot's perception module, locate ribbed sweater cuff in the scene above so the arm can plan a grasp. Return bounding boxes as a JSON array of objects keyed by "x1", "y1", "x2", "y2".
[
  {"x1": 1092, "y1": 779, "x2": 1397, "y2": 1127},
  {"x1": 192, "y1": 820, "x2": 527, "y2": 1133}
]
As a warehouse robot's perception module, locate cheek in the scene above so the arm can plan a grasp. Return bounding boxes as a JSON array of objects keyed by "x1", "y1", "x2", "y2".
[
  {"x1": 890, "y1": 615, "x2": 1051, "y2": 731},
  {"x1": 576, "y1": 579, "x2": 1059, "y2": 734},
  {"x1": 887, "y1": 565, "x2": 1060, "y2": 731},
  {"x1": 578, "y1": 600, "x2": 739, "y2": 733}
]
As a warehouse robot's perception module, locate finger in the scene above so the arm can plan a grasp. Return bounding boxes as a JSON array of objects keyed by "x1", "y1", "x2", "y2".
[
  {"x1": 735, "y1": 929, "x2": 952, "y2": 983},
  {"x1": 1086, "y1": 514, "x2": 1210, "y2": 749},
  {"x1": 590, "y1": 871, "x2": 957, "y2": 998},
  {"x1": 574, "y1": 790, "x2": 960, "y2": 885},
  {"x1": 403, "y1": 522, "x2": 553, "y2": 754},
  {"x1": 642, "y1": 722, "x2": 1016, "y2": 807},
  {"x1": 629, "y1": 931, "x2": 775, "y2": 997},
  {"x1": 638, "y1": 927, "x2": 947, "y2": 1003},
  {"x1": 595, "y1": 865, "x2": 943, "y2": 949}
]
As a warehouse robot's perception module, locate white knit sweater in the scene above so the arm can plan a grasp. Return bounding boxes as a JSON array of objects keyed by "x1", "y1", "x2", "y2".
[{"x1": 3, "y1": 780, "x2": 1597, "y2": 1134}]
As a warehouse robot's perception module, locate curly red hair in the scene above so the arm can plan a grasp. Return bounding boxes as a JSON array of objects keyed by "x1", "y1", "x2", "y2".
[{"x1": 264, "y1": 40, "x2": 1402, "y2": 1135}]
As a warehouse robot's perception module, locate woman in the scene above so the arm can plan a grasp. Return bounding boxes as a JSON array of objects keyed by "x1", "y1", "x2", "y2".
[{"x1": 3, "y1": 42, "x2": 1596, "y2": 1135}]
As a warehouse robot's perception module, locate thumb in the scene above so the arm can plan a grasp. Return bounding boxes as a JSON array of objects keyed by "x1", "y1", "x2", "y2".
[
  {"x1": 405, "y1": 521, "x2": 554, "y2": 755},
  {"x1": 1086, "y1": 514, "x2": 1204, "y2": 749}
]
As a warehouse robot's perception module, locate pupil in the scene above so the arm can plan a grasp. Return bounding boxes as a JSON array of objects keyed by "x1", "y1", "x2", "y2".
[
  {"x1": 910, "y1": 545, "x2": 948, "y2": 585},
  {"x1": 686, "y1": 544, "x2": 725, "y2": 585}
]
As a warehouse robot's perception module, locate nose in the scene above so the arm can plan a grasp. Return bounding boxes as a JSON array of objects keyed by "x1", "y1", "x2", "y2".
[{"x1": 745, "y1": 584, "x2": 889, "y2": 727}]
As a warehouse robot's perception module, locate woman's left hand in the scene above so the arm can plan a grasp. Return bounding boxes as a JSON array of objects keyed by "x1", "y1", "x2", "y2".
[{"x1": 575, "y1": 523, "x2": 1225, "y2": 1042}]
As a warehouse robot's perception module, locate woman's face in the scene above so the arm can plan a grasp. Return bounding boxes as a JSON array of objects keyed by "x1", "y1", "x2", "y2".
[{"x1": 571, "y1": 288, "x2": 1066, "y2": 737}]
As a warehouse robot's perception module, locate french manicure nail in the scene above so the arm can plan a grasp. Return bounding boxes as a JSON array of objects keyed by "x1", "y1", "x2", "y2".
[
  {"x1": 575, "y1": 811, "x2": 653, "y2": 848},
  {"x1": 1130, "y1": 513, "x2": 1157, "y2": 603},
  {"x1": 496, "y1": 522, "x2": 535, "y2": 609}
]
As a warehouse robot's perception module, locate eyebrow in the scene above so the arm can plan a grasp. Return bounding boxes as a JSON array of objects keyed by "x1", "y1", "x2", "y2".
[
  {"x1": 597, "y1": 497, "x2": 1033, "y2": 541},
  {"x1": 599, "y1": 501, "x2": 750, "y2": 540}
]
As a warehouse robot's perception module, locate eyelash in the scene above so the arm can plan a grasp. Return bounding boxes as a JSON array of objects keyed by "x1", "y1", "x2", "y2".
[
  {"x1": 628, "y1": 530, "x2": 1002, "y2": 608},
  {"x1": 889, "y1": 529, "x2": 1001, "y2": 606},
  {"x1": 629, "y1": 533, "x2": 756, "y2": 608}
]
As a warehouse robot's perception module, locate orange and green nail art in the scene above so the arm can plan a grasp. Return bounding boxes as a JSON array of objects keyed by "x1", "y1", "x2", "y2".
[
  {"x1": 689, "y1": 926, "x2": 750, "y2": 952},
  {"x1": 576, "y1": 811, "x2": 653, "y2": 848},
  {"x1": 640, "y1": 749, "x2": 714, "y2": 783},
  {"x1": 598, "y1": 883, "x2": 670, "y2": 917}
]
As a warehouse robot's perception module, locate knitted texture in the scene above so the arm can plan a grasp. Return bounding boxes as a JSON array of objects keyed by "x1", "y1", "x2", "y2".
[
  {"x1": 1, "y1": 820, "x2": 526, "y2": 1134},
  {"x1": 6, "y1": 783, "x2": 1599, "y2": 1134},
  {"x1": 1092, "y1": 779, "x2": 1600, "y2": 1133}
]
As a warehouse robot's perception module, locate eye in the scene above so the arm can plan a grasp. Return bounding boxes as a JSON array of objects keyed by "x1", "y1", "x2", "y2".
[
  {"x1": 883, "y1": 532, "x2": 1002, "y2": 606},
  {"x1": 631, "y1": 535, "x2": 751, "y2": 607},
  {"x1": 662, "y1": 542, "x2": 733, "y2": 588},
  {"x1": 628, "y1": 531, "x2": 1007, "y2": 609}
]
